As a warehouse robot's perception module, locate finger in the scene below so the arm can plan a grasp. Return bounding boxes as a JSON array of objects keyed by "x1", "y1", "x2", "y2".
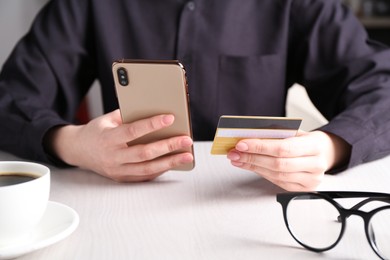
[
  {"x1": 113, "y1": 152, "x2": 194, "y2": 182},
  {"x1": 108, "y1": 109, "x2": 122, "y2": 125},
  {"x1": 258, "y1": 174, "x2": 306, "y2": 192},
  {"x1": 113, "y1": 135, "x2": 193, "y2": 164},
  {"x1": 96, "y1": 109, "x2": 123, "y2": 128},
  {"x1": 272, "y1": 180, "x2": 313, "y2": 192},
  {"x1": 113, "y1": 171, "x2": 164, "y2": 183},
  {"x1": 228, "y1": 151, "x2": 327, "y2": 173},
  {"x1": 109, "y1": 114, "x2": 175, "y2": 145},
  {"x1": 235, "y1": 166, "x2": 307, "y2": 191},
  {"x1": 231, "y1": 161, "x2": 323, "y2": 191},
  {"x1": 235, "y1": 135, "x2": 322, "y2": 158}
]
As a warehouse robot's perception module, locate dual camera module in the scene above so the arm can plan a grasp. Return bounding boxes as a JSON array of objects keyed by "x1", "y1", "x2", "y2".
[{"x1": 117, "y1": 67, "x2": 129, "y2": 86}]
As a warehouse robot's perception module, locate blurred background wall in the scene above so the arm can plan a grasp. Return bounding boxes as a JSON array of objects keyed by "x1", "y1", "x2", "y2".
[
  {"x1": 0, "y1": 0, "x2": 49, "y2": 67},
  {"x1": 0, "y1": 0, "x2": 103, "y2": 121}
]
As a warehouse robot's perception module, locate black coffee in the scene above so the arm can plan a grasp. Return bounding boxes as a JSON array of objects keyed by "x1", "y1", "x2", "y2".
[{"x1": 0, "y1": 172, "x2": 39, "y2": 187}]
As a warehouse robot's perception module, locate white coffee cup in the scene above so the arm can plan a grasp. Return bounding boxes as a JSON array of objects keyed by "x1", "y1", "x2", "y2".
[{"x1": 0, "y1": 161, "x2": 50, "y2": 247}]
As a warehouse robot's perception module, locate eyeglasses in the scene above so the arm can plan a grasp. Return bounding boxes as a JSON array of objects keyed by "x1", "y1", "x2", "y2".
[{"x1": 276, "y1": 191, "x2": 390, "y2": 259}]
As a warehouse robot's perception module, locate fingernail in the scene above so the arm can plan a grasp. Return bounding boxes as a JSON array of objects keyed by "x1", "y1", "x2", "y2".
[
  {"x1": 181, "y1": 153, "x2": 194, "y2": 163},
  {"x1": 231, "y1": 161, "x2": 244, "y2": 167},
  {"x1": 162, "y1": 115, "x2": 174, "y2": 125},
  {"x1": 181, "y1": 137, "x2": 193, "y2": 147},
  {"x1": 236, "y1": 142, "x2": 248, "y2": 151},
  {"x1": 227, "y1": 152, "x2": 240, "y2": 161}
]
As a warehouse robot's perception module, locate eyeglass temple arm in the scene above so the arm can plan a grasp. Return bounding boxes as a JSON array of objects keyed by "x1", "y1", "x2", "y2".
[
  {"x1": 337, "y1": 197, "x2": 390, "y2": 222},
  {"x1": 349, "y1": 197, "x2": 390, "y2": 211}
]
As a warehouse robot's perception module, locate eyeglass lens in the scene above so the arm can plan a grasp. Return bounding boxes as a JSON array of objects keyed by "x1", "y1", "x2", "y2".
[
  {"x1": 286, "y1": 196, "x2": 342, "y2": 250},
  {"x1": 368, "y1": 208, "x2": 390, "y2": 259}
]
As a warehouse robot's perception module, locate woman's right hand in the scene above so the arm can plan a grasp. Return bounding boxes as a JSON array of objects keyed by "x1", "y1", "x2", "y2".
[{"x1": 45, "y1": 109, "x2": 194, "y2": 182}]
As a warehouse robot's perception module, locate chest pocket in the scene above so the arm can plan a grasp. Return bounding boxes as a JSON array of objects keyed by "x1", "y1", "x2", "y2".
[{"x1": 217, "y1": 54, "x2": 286, "y2": 116}]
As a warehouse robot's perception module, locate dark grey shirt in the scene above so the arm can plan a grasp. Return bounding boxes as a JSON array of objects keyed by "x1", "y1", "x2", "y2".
[{"x1": 1, "y1": 0, "x2": 390, "y2": 169}]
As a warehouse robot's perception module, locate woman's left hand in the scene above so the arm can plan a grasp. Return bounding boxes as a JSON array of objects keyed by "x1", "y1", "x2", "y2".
[{"x1": 227, "y1": 130, "x2": 351, "y2": 191}]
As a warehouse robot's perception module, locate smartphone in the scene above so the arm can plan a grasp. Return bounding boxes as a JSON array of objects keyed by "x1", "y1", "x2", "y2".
[{"x1": 112, "y1": 59, "x2": 194, "y2": 171}]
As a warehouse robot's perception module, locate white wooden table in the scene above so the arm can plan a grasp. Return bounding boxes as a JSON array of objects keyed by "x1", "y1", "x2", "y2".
[{"x1": 2, "y1": 142, "x2": 389, "y2": 260}]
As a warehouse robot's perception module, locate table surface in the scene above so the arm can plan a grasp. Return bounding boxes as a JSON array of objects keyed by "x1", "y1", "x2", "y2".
[{"x1": 2, "y1": 142, "x2": 390, "y2": 260}]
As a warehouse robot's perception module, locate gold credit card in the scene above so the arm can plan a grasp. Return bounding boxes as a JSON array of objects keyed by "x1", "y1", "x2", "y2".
[{"x1": 211, "y1": 115, "x2": 302, "y2": 155}]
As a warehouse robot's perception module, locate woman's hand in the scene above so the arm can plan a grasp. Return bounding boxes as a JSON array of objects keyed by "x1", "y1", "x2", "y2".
[
  {"x1": 227, "y1": 130, "x2": 351, "y2": 191},
  {"x1": 45, "y1": 109, "x2": 194, "y2": 182}
]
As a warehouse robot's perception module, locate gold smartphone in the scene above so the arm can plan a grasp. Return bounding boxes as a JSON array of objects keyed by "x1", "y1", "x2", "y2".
[{"x1": 112, "y1": 59, "x2": 194, "y2": 171}]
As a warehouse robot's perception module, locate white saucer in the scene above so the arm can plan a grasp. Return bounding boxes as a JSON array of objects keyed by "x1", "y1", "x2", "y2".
[{"x1": 0, "y1": 201, "x2": 79, "y2": 260}]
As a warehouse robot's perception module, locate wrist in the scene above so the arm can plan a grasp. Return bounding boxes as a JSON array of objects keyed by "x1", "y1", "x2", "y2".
[
  {"x1": 43, "y1": 125, "x2": 82, "y2": 166},
  {"x1": 319, "y1": 131, "x2": 351, "y2": 172}
]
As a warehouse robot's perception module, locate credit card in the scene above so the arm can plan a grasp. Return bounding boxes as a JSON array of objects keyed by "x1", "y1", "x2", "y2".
[{"x1": 211, "y1": 115, "x2": 302, "y2": 154}]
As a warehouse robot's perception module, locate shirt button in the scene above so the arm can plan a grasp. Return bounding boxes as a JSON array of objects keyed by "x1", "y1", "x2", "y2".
[{"x1": 187, "y1": 1, "x2": 195, "y2": 11}]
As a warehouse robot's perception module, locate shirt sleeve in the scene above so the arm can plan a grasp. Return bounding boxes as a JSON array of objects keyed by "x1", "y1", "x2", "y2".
[
  {"x1": 0, "y1": 0, "x2": 96, "y2": 163},
  {"x1": 289, "y1": 0, "x2": 390, "y2": 169}
]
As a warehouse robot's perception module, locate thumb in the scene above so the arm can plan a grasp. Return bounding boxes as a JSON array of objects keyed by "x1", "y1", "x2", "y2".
[{"x1": 102, "y1": 109, "x2": 123, "y2": 126}]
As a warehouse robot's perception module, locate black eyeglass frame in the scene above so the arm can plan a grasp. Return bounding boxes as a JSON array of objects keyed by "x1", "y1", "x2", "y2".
[{"x1": 276, "y1": 191, "x2": 390, "y2": 259}]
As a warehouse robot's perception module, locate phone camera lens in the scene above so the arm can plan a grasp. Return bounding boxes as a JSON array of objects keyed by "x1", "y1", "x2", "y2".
[{"x1": 117, "y1": 67, "x2": 129, "y2": 86}]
